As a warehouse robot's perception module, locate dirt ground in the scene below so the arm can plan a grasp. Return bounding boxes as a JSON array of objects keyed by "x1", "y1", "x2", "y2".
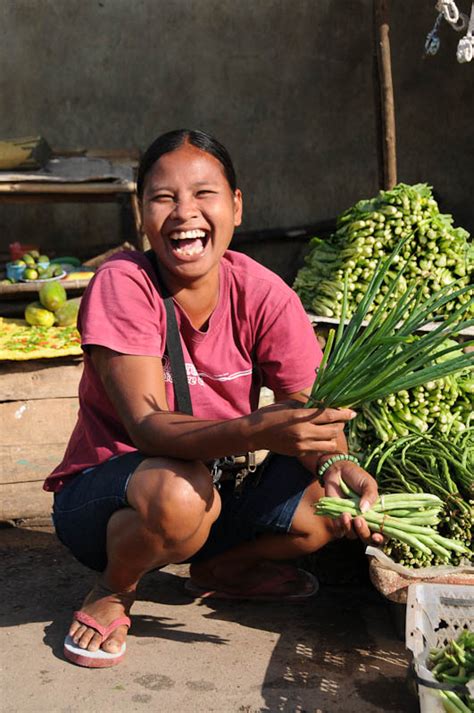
[{"x1": 0, "y1": 523, "x2": 419, "y2": 713}]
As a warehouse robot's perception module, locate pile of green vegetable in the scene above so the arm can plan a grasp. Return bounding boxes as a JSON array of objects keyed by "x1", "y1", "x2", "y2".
[
  {"x1": 314, "y1": 479, "x2": 470, "y2": 563},
  {"x1": 305, "y1": 241, "x2": 473, "y2": 567},
  {"x1": 348, "y1": 343, "x2": 473, "y2": 455},
  {"x1": 304, "y1": 241, "x2": 473, "y2": 411},
  {"x1": 293, "y1": 183, "x2": 472, "y2": 320},
  {"x1": 427, "y1": 631, "x2": 474, "y2": 712},
  {"x1": 364, "y1": 430, "x2": 473, "y2": 567}
]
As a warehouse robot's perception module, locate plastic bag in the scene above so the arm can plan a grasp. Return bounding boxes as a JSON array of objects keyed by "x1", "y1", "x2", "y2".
[{"x1": 366, "y1": 546, "x2": 474, "y2": 603}]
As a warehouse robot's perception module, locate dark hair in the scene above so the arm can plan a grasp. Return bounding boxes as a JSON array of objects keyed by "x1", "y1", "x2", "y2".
[{"x1": 136, "y1": 129, "x2": 237, "y2": 198}]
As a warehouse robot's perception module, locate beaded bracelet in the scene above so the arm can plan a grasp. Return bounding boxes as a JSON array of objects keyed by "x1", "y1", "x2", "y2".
[{"x1": 317, "y1": 453, "x2": 359, "y2": 486}]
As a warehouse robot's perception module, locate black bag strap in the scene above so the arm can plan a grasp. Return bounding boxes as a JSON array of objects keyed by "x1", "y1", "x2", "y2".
[{"x1": 144, "y1": 250, "x2": 193, "y2": 415}]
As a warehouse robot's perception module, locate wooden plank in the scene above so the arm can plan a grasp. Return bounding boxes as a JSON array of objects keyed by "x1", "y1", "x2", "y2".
[
  {"x1": 0, "y1": 442, "x2": 70, "y2": 485},
  {"x1": 0, "y1": 181, "x2": 136, "y2": 195},
  {"x1": 306, "y1": 312, "x2": 474, "y2": 338},
  {"x1": 0, "y1": 278, "x2": 90, "y2": 295},
  {"x1": 0, "y1": 359, "x2": 82, "y2": 401},
  {"x1": 0, "y1": 479, "x2": 53, "y2": 520},
  {"x1": 0, "y1": 397, "x2": 78, "y2": 446}
]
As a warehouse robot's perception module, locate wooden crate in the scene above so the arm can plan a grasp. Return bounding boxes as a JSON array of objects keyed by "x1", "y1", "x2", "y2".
[{"x1": 0, "y1": 357, "x2": 83, "y2": 520}]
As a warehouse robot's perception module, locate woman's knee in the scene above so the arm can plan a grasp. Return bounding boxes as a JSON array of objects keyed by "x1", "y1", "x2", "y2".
[
  {"x1": 290, "y1": 480, "x2": 338, "y2": 551},
  {"x1": 127, "y1": 458, "x2": 218, "y2": 543}
]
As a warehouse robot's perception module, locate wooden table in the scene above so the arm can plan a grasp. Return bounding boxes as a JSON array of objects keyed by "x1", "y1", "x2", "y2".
[{"x1": 0, "y1": 148, "x2": 145, "y2": 248}]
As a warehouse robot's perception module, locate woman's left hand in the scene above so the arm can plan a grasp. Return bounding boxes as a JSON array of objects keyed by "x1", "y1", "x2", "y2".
[{"x1": 322, "y1": 459, "x2": 384, "y2": 545}]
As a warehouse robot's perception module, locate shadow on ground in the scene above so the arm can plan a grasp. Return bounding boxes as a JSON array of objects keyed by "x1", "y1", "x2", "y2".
[{"x1": 0, "y1": 525, "x2": 418, "y2": 713}]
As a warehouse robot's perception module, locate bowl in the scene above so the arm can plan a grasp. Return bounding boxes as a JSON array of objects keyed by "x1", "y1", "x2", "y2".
[{"x1": 6, "y1": 261, "x2": 26, "y2": 282}]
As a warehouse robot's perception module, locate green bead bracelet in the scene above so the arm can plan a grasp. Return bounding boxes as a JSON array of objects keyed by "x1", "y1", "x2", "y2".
[{"x1": 317, "y1": 453, "x2": 359, "y2": 486}]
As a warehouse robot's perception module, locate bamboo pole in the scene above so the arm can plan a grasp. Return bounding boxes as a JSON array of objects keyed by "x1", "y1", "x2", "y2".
[{"x1": 374, "y1": 0, "x2": 397, "y2": 189}]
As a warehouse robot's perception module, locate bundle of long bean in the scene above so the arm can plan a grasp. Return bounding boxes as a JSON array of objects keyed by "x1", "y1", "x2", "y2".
[
  {"x1": 304, "y1": 239, "x2": 474, "y2": 410},
  {"x1": 293, "y1": 183, "x2": 472, "y2": 320},
  {"x1": 427, "y1": 631, "x2": 474, "y2": 712},
  {"x1": 363, "y1": 433, "x2": 473, "y2": 567},
  {"x1": 314, "y1": 481, "x2": 471, "y2": 563}
]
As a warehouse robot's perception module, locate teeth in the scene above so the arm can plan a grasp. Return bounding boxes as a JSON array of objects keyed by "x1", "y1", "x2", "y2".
[
  {"x1": 170, "y1": 229, "x2": 207, "y2": 240},
  {"x1": 175, "y1": 241, "x2": 205, "y2": 256}
]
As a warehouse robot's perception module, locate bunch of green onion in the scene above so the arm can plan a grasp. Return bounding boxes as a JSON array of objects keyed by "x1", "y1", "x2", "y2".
[
  {"x1": 305, "y1": 239, "x2": 473, "y2": 410},
  {"x1": 293, "y1": 183, "x2": 471, "y2": 320},
  {"x1": 314, "y1": 480, "x2": 471, "y2": 563}
]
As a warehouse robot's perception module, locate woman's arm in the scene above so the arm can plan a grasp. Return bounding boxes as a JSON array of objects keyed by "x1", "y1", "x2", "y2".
[
  {"x1": 273, "y1": 385, "x2": 381, "y2": 543},
  {"x1": 91, "y1": 347, "x2": 354, "y2": 461}
]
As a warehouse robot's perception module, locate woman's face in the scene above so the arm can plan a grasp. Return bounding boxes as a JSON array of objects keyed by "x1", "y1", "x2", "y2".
[{"x1": 141, "y1": 143, "x2": 242, "y2": 286}]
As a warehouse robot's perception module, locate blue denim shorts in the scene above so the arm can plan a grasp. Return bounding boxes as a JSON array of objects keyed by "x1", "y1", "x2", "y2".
[{"x1": 52, "y1": 451, "x2": 313, "y2": 572}]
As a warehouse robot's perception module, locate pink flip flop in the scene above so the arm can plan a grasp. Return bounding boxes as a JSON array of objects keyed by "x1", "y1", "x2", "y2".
[
  {"x1": 63, "y1": 610, "x2": 131, "y2": 668},
  {"x1": 184, "y1": 568, "x2": 318, "y2": 601}
]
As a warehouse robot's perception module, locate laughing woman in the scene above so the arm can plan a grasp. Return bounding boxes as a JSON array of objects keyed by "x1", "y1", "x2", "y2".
[{"x1": 44, "y1": 129, "x2": 382, "y2": 668}]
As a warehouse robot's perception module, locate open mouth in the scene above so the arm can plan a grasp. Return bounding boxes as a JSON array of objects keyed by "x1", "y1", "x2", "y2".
[{"x1": 169, "y1": 229, "x2": 210, "y2": 257}]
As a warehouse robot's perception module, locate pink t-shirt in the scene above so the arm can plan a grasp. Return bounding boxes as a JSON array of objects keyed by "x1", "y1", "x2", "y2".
[{"x1": 44, "y1": 250, "x2": 322, "y2": 492}]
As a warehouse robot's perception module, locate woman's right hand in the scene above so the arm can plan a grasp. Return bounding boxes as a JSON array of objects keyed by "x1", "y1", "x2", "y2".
[{"x1": 248, "y1": 400, "x2": 357, "y2": 456}]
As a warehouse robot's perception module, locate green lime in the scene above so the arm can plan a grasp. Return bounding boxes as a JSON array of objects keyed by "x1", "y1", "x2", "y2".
[
  {"x1": 26, "y1": 250, "x2": 40, "y2": 259},
  {"x1": 12, "y1": 259, "x2": 26, "y2": 267},
  {"x1": 23, "y1": 254, "x2": 36, "y2": 266},
  {"x1": 24, "y1": 268, "x2": 39, "y2": 280}
]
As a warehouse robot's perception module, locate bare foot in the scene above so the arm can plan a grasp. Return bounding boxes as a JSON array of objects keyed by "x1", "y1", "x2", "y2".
[{"x1": 69, "y1": 581, "x2": 135, "y2": 654}]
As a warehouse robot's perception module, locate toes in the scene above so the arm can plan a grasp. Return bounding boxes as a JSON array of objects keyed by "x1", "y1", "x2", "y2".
[
  {"x1": 101, "y1": 626, "x2": 128, "y2": 654},
  {"x1": 71, "y1": 623, "x2": 87, "y2": 643},
  {"x1": 85, "y1": 632, "x2": 104, "y2": 652},
  {"x1": 73, "y1": 627, "x2": 98, "y2": 650}
]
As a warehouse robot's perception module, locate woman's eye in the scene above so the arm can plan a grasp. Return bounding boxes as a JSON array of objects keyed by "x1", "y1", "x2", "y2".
[
  {"x1": 153, "y1": 194, "x2": 174, "y2": 203},
  {"x1": 197, "y1": 190, "x2": 216, "y2": 197}
]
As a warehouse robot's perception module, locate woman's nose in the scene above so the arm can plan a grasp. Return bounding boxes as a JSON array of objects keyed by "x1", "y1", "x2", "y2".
[{"x1": 170, "y1": 196, "x2": 199, "y2": 220}]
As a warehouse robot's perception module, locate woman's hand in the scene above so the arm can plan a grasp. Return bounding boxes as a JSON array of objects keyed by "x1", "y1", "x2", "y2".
[
  {"x1": 249, "y1": 400, "x2": 357, "y2": 456},
  {"x1": 322, "y1": 458, "x2": 384, "y2": 546}
]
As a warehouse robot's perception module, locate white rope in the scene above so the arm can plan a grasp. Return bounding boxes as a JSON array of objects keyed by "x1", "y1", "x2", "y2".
[
  {"x1": 436, "y1": 0, "x2": 460, "y2": 24},
  {"x1": 457, "y1": 1, "x2": 474, "y2": 62},
  {"x1": 436, "y1": 0, "x2": 469, "y2": 30}
]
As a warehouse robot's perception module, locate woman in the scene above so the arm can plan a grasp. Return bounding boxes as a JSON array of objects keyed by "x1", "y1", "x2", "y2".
[{"x1": 44, "y1": 129, "x2": 382, "y2": 668}]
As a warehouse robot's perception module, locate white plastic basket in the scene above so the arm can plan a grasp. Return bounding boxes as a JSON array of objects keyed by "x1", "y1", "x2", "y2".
[{"x1": 406, "y1": 583, "x2": 474, "y2": 713}]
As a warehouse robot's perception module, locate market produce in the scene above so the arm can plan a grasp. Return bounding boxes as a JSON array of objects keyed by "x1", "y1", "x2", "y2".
[
  {"x1": 304, "y1": 241, "x2": 473, "y2": 410},
  {"x1": 314, "y1": 479, "x2": 471, "y2": 563},
  {"x1": 24, "y1": 301, "x2": 56, "y2": 328},
  {"x1": 363, "y1": 431, "x2": 473, "y2": 567},
  {"x1": 39, "y1": 280, "x2": 67, "y2": 311},
  {"x1": 293, "y1": 183, "x2": 472, "y2": 320},
  {"x1": 54, "y1": 298, "x2": 80, "y2": 327},
  {"x1": 348, "y1": 344, "x2": 473, "y2": 455},
  {"x1": 427, "y1": 631, "x2": 474, "y2": 712},
  {"x1": 9, "y1": 250, "x2": 63, "y2": 282},
  {"x1": 25, "y1": 290, "x2": 80, "y2": 330}
]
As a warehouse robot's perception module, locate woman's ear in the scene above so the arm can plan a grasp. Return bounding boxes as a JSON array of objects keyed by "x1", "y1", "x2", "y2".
[{"x1": 233, "y1": 189, "x2": 243, "y2": 227}]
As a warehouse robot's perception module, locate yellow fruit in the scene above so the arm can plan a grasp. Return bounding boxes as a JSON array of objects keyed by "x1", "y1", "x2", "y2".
[
  {"x1": 25, "y1": 302, "x2": 56, "y2": 328},
  {"x1": 39, "y1": 281, "x2": 67, "y2": 311}
]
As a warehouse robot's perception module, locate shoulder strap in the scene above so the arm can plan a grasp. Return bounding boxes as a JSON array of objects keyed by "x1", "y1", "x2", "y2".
[{"x1": 144, "y1": 250, "x2": 193, "y2": 415}]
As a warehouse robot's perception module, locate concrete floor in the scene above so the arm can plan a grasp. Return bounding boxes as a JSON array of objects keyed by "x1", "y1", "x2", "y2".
[{"x1": 0, "y1": 524, "x2": 419, "y2": 713}]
